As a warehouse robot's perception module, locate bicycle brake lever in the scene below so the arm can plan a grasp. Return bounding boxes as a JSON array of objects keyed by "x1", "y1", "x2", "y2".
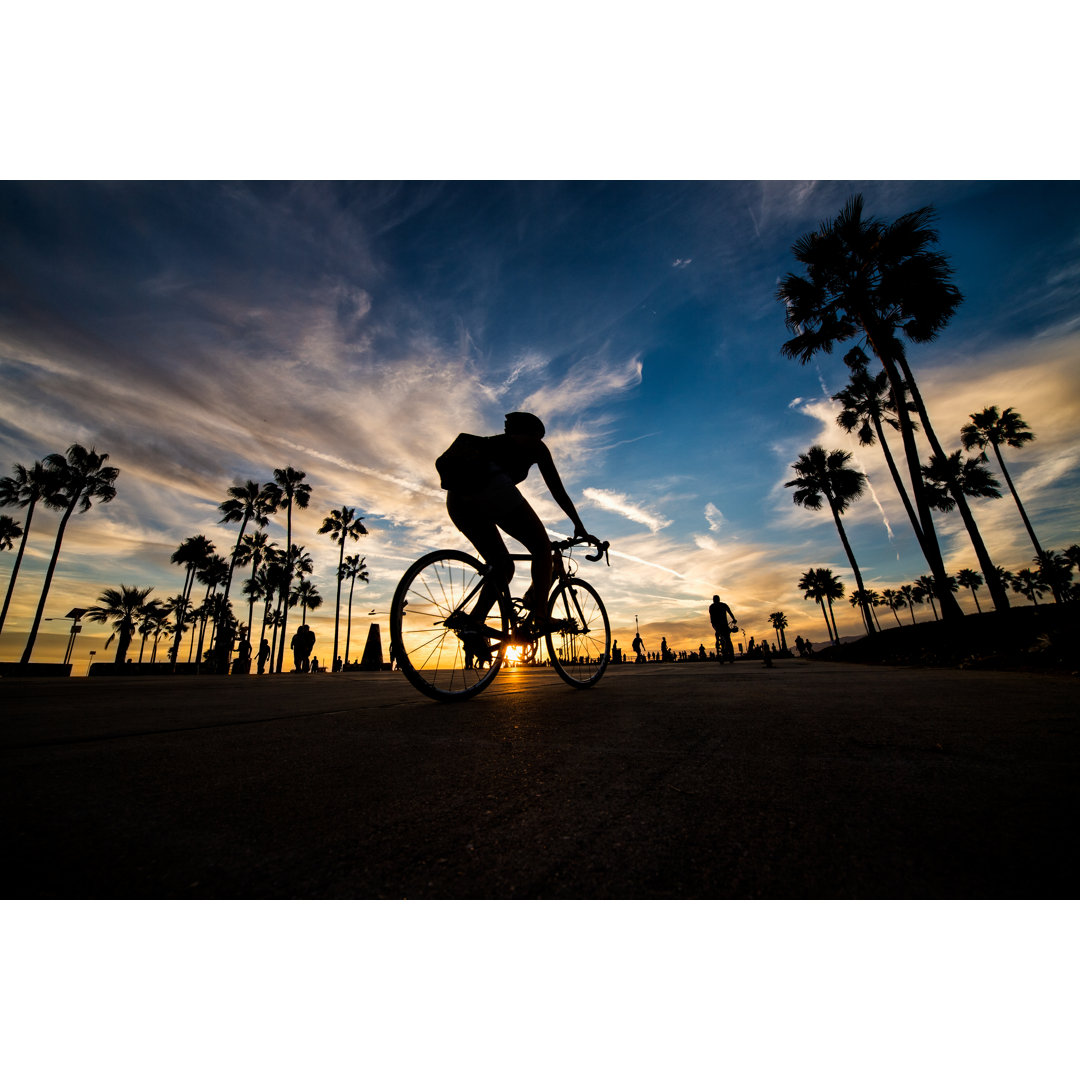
[{"x1": 585, "y1": 540, "x2": 610, "y2": 564}]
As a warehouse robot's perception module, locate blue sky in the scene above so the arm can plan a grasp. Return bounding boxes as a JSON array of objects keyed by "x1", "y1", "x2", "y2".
[{"x1": 2, "y1": 180, "x2": 1079, "y2": 664}]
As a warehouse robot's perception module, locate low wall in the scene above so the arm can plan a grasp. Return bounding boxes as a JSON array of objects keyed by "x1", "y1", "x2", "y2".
[{"x1": 0, "y1": 663, "x2": 73, "y2": 678}]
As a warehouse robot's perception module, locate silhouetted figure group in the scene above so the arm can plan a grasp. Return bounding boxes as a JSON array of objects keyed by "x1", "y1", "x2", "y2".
[{"x1": 290, "y1": 624, "x2": 316, "y2": 672}]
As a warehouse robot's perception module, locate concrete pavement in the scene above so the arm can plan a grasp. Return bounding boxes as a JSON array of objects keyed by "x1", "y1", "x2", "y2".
[{"x1": 2, "y1": 660, "x2": 1077, "y2": 898}]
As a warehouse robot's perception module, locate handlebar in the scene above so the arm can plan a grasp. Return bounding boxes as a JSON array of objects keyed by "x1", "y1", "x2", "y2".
[{"x1": 553, "y1": 535, "x2": 610, "y2": 565}]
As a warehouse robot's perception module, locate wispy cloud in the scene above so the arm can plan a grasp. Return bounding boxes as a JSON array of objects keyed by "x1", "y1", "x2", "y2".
[
  {"x1": 704, "y1": 502, "x2": 725, "y2": 532},
  {"x1": 583, "y1": 487, "x2": 672, "y2": 533}
]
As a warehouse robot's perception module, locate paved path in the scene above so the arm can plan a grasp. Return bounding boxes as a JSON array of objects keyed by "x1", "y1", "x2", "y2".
[{"x1": 2, "y1": 661, "x2": 1077, "y2": 898}]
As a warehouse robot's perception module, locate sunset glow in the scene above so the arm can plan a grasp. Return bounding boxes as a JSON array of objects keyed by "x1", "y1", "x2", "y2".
[{"x1": 2, "y1": 182, "x2": 1079, "y2": 670}]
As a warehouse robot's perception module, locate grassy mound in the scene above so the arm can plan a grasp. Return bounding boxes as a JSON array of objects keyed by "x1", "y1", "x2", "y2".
[{"x1": 813, "y1": 605, "x2": 1078, "y2": 673}]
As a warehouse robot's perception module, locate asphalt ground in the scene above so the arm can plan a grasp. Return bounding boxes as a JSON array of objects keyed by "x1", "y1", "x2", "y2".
[{"x1": 2, "y1": 659, "x2": 1078, "y2": 898}]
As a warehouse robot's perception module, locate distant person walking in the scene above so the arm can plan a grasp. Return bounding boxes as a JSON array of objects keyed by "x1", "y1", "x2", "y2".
[
  {"x1": 257, "y1": 637, "x2": 271, "y2": 675},
  {"x1": 709, "y1": 595, "x2": 737, "y2": 663},
  {"x1": 632, "y1": 631, "x2": 645, "y2": 663},
  {"x1": 291, "y1": 624, "x2": 315, "y2": 672}
]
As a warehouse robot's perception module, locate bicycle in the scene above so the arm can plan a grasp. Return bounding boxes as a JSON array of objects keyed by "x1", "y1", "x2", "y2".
[{"x1": 389, "y1": 536, "x2": 611, "y2": 702}]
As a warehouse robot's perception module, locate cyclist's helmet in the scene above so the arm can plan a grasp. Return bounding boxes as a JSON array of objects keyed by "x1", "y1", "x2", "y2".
[{"x1": 504, "y1": 412, "x2": 545, "y2": 439}]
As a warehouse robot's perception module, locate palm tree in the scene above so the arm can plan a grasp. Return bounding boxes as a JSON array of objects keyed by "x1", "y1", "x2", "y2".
[
  {"x1": 235, "y1": 530, "x2": 275, "y2": 641},
  {"x1": 318, "y1": 506, "x2": 368, "y2": 670},
  {"x1": 339, "y1": 553, "x2": 369, "y2": 665},
  {"x1": 799, "y1": 568, "x2": 835, "y2": 643},
  {"x1": 921, "y1": 450, "x2": 1007, "y2": 610},
  {"x1": 0, "y1": 461, "x2": 56, "y2": 635},
  {"x1": 1035, "y1": 550, "x2": 1072, "y2": 603},
  {"x1": 961, "y1": 406, "x2": 1046, "y2": 564},
  {"x1": 833, "y1": 348, "x2": 924, "y2": 547},
  {"x1": 818, "y1": 569, "x2": 845, "y2": 641},
  {"x1": 86, "y1": 585, "x2": 155, "y2": 666},
  {"x1": 880, "y1": 588, "x2": 905, "y2": 627},
  {"x1": 898, "y1": 583, "x2": 923, "y2": 625},
  {"x1": 768, "y1": 611, "x2": 789, "y2": 653},
  {"x1": 168, "y1": 535, "x2": 216, "y2": 667},
  {"x1": 956, "y1": 568, "x2": 984, "y2": 613},
  {"x1": 20, "y1": 445, "x2": 119, "y2": 664},
  {"x1": 194, "y1": 554, "x2": 229, "y2": 670},
  {"x1": 915, "y1": 575, "x2": 941, "y2": 621},
  {"x1": 777, "y1": 194, "x2": 965, "y2": 620},
  {"x1": 850, "y1": 589, "x2": 882, "y2": 631},
  {"x1": 136, "y1": 599, "x2": 170, "y2": 664},
  {"x1": 786, "y1": 446, "x2": 875, "y2": 636},
  {"x1": 290, "y1": 578, "x2": 323, "y2": 625},
  {"x1": 1012, "y1": 568, "x2": 1045, "y2": 607},
  {"x1": 216, "y1": 480, "x2": 274, "y2": 659},
  {"x1": 264, "y1": 467, "x2": 312, "y2": 674},
  {"x1": 1, "y1": 514, "x2": 22, "y2": 551}
]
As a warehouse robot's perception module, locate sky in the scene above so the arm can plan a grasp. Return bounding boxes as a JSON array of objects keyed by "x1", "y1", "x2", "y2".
[{"x1": 2, "y1": 179, "x2": 1079, "y2": 666}]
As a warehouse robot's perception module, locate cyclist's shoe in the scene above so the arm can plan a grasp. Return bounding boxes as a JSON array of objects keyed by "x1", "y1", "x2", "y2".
[
  {"x1": 444, "y1": 610, "x2": 487, "y2": 633},
  {"x1": 459, "y1": 629, "x2": 493, "y2": 667},
  {"x1": 518, "y1": 613, "x2": 577, "y2": 639}
]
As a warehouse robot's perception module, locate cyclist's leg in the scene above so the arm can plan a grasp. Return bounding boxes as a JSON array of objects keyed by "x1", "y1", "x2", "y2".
[
  {"x1": 491, "y1": 491, "x2": 551, "y2": 619},
  {"x1": 447, "y1": 489, "x2": 514, "y2": 622}
]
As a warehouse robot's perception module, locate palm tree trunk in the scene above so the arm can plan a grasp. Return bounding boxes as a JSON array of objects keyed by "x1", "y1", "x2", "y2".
[
  {"x1": 0, "y1": 499, "x2": 36, "y2": 634},
  {"x1": 872, "y1": 413, "x2": 924, "y2": 548},
  {"x1": 894, "y1": 351, "x2": 1009, "y2": 613},
  {"x1": 826, "y1": 597, "x2": 840, "y2": 642},
  {"x1": 345, "y1": 576, "x2": 356, "y2": 664},
  {"x1": 970, "y1": 587, "x2": 982, "y2": 613},
  {"x1": 907, "y1": 601, "x2": 916, "y2": 625},
  {"x1": 333, "y1": 538, "x2": 344, "y2": 666},
  {"x1": 816, "y1": 598, "x2": 833, "y2": 642},
  {"x1": 829, "y1": 503, "x2": 875, "y2": 636},
  {"x1": 276, "y1": 502, "x2": 294, "y2": 674},
  {"x1": 991, "y1": 442, "x2": 1054, "y2": 599},
  {"x1": 862, "y1": 324, "x2": 964, "y2": 620},
  {"x1": 20, "y1": 497, "x2": 77, "y2": 663}
]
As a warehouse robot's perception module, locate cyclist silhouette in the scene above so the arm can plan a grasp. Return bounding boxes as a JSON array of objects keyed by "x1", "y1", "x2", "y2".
[
  {"x1": 709, "y1": 594, "x2": 737, "y2": 663},
  {"x1": 437, "y1": 412, "x2": 595, "y2": 630}
]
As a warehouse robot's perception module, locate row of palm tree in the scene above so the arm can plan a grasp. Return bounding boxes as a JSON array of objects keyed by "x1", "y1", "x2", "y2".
[
  {"x1": 777, "y1": 195, "x2": 1055, "y2": 624},
  {"x1": 1, "y1": 450, "x2": 371, "y2": 671},
  {"x1": 0, "y1": 444, "x2": 119, "y2": 664},
  {"x1": 798, "y1": 549, "x2": 1080, "y2": 643}
]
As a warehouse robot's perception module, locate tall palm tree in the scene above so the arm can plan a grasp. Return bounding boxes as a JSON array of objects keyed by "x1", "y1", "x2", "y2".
[
  {"x1": 216, "y1": 480, "x2": 274, "y2": 662},
  {"x1": 1012, "y1": 568, "x2": 1045, "y2": 607},
  {"x1": 961, "y1": 406, "x2": 1046, "y2": 565},
  {"x1": 799, "y1": 567, "x2": 844, "y2": 642},
  {"x1": 0, "y1": 461, "x2": 56, "y2": 635},
  {"x1": 777, "y1": 194, "x2": 965, "y2": 620},
  {"x1": 850, "y1": 589, "x2": 883, "y2": 631},
  {"x1": 956, "y1": 568, "x2": 984, "y2": 613},
  {"x1": 915, "y1": 575, "x2": 941, "y2": 621},
  {"x1": 833, "y1": 348, "x2": 924, "y2": 547},
  {"x1": 168, "y1": 535, "x2": 216, "y2": 666},
  {"x1": 786, "y1": 446, "x2": 875, "y2": 636},
  {"x1": 318, "y1": 506, "x2": 368, "y2": 670},
  {"x1": 194, "y1": 554, "x2": 229, "y2": 670},
  {"x1": 21, "y1": 445, "x2": 119, "y2": 664},
  {"x1": 86, "y1": 585, "x2": 155, "y2": 666},
  {"x1": 921, "y1": 450, "x2": 1007, "y2": 609},
  {"x1": 339, "y1": 553, "x2": 369, "y2": 665},
  {"x1": 264, "y1": 467, "x2": 312, "y2": 674},
  {"x1": 768, "y1": 611, "x2": 789, "y2": 652},
  {"x1": 235, "y1": 530, "x2": 274, "y2": 641},
  {"x1": 137, "y1": 599, "x2": 169, "y2": 664},
  {"x1": 898, "y1": 583, "x2": 922, "y2": 624},
  {"x1": 880, "y1": 588, "x2": 905, "y2": 627}
]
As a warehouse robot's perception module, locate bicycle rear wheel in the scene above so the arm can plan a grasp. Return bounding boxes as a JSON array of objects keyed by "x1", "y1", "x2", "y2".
[
  {"x1": 545, "y1": 578, "x2": 610, "y2": 688},
  {"x1": 390, "y1": 549, "x2": 510, "y2": 702}
]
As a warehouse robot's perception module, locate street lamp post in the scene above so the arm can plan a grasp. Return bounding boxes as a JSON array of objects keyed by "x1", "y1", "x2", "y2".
[{"x1": 43, "y1": 608, "x2": 87, "y2": 671}]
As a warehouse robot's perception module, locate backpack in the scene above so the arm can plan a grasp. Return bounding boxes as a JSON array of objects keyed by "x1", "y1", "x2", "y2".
[{"x1": 435, "y1": 433, "x2": 495, "y2": 491}]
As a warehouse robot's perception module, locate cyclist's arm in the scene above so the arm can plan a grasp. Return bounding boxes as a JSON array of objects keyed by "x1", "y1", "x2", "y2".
[{"x1": 536, "y1": 443, "x2": 587, "y2": 536}]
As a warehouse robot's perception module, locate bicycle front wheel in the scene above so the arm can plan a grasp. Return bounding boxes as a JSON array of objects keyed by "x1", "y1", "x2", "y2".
[
  {"x1": 545, "y1": 578, "x2": 610, "y2": 688},
  {"x1": 390, "y1": 549, "x2": 510, "y2": 702}
]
